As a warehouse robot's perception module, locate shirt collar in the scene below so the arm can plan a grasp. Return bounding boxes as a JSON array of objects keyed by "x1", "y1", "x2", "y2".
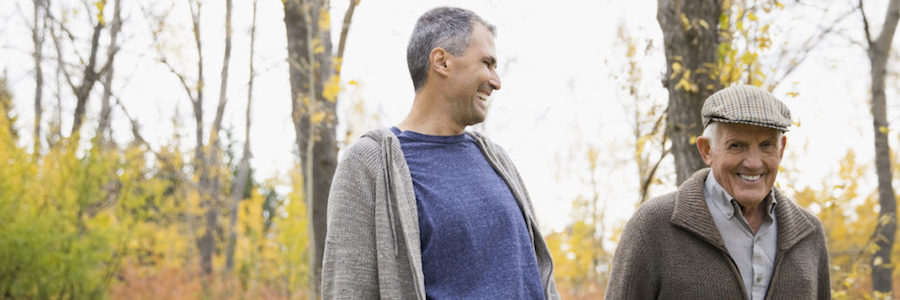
[{"x1": 704, "y1": 171, "x2": 777, "y2": 220}]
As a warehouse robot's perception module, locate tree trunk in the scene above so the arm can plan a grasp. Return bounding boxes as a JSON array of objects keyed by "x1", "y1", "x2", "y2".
[
  {"x1": 226, "y1": 0, "x2": 253, "y2": 274},
  {"x1": 864, "y1": 0, "x2": 900, "y2": 296},
  {"x1": 204, "y1": 0, "x2": 233, "y2": 276},
  {"x1": 69, "y1": 22, "x2": 105, "y2": 137},
  {"x1": 98, "y1": 0, "x2": 123, "y2": 144},
  {"x1": 657, "y1": 0, "x2": 722, "y2": 184},
  {"x1": 283, "y1": 0, "x2": 357, "y2": 297},
  {"x1": 183, "y1": 0, "x2": 214, "y2": 276},
  {"x1": 32, "y1": 0, "x2": 44, "y2": 154}
]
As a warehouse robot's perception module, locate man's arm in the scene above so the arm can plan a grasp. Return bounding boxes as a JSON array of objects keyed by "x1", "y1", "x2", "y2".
[
  {"x1": 605, "y1": 208, "x2": 659, "y2": 300},
  {"x1": 815, "y1": 221, "x2": 832, "y2": 299},
  {"x1": 321, "y1": 141, "x2": 380, "y2": 298}
]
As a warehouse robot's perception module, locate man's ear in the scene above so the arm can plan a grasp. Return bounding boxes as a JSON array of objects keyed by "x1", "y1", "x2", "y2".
[
  {"x1": 778, "y1": 134, "x2": 787, "y2": 159},
  {"x1": 697, "y1": 136, "x2": 714, "y2": 166},
  {"x1": 430, "y1": 48, "x2": 450, "y2": 77}
]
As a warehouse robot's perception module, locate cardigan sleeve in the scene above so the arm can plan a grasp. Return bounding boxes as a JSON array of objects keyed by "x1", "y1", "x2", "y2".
[
  {"x1": 605, "y1": 205, "x2": 660, "y2": 300},
  {"x1": 321, "y1": 139, "x2": 381, "y2": 299},
  {"x1": 814, "y1": 220, "x2": 832, "y2": 299}
]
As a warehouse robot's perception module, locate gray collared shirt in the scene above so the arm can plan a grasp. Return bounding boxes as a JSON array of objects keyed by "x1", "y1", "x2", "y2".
[{"x1": 704, "y1": 171, "x2": 778, "y2": 300}]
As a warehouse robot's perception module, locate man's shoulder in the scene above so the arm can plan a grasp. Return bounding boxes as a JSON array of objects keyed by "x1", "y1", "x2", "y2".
[
  {"x1": 774, "y1": 188, "x2": 827, "y2": 231},
  {"x1": 344, "y1": 128, "x2": 393, "y2": 155},
  {"x1": 337, "y1": 128, "x2": 394, "y2": 171},
  {"x1": 465, "y1": 130, "x2": 509, "y2": 157},
  {"x1": 627, "y1": 191, "x2": 678, "y2": 228}
]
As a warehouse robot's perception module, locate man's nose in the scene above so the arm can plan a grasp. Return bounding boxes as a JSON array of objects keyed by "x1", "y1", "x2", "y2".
[
  {"x1": 742, "y1": 148, "x2": 763, "y2": 170},
  {"x1": 490, "y1": 69, "x2": 501, "y2": 91}
]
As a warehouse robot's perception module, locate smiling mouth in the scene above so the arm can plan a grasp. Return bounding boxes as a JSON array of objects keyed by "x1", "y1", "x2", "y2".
[
  {"x1": 477, "y1": 92, "x2": 489, "y2": 101},
  {"x1": 738, "y1": 173, "x2": 762, "y2": 181}
]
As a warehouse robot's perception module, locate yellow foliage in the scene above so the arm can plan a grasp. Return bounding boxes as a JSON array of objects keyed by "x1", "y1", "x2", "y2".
[
  {"x1": 94, "y1": 0, "x2": 106, "y2": 26},
  {"x1": 312, "y1": 38, "x2": 325, "y2": 54},
  {"x1": 674, "y1": 69, "x2": 698, "y2": 93},
  {"x1": 310, "y1": 111, "x2": 326, "y2": 125},
  {"x1": 680, "y1": 13, "x2": 691, "y2": 30},
  {"x1": 670, "y1": 62, "x2": 683, "y2": 79},
  {"x1": 322, "y1": 74, "x2": 342, "y2": 103},
  {"x1": 698, "y1": 19, "x2": 710, "y2": 30},
  {"x1": 318, "y1": 7, "x2": 331, "y2": 32},
  {"x1": 332, "y1": 56, "x2": 343, "y2": 72}
]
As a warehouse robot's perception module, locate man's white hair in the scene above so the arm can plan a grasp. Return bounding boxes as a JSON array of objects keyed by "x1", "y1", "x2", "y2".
[{"x1": 701, "y1": 122, "x2": 784, "y2": 150}]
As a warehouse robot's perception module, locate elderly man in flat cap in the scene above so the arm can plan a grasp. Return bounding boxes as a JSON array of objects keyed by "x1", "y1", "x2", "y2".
[{"x1": 605, "y1": 85, "x2": 831, "y2": 299}]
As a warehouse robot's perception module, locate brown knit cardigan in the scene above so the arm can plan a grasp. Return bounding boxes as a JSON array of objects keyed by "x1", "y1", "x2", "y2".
[{"x1": 605, "y1": 168, "x2": 831, "y2": 300}]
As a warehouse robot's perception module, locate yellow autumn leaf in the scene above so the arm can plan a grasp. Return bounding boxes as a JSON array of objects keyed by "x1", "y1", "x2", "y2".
[
  {"x1": 318, "y1": 8, "x2": 331, "y2": 31},
  {"x1": 689, "y1": 136, "x2": 697, "y2": 145},
  {"x1": 680, "y1": 14, "x2": 691, "y2": 30},
  {"x1": 698, "y1": 19, "x2": 709, "y2": 30},
  {"x1": 311, "y1": 111, "x2": 326, "y2": 124},
  {"x1": 332, "y1": 57, "x2": 343, "y2": 72},
  {"x1": 748, "y1": 12, "x2": 758, "y2": 21},
  {"x1": 786, "y1": 91, "x2": 798, "y2": 98},
  {"x1": 674, "y1": 70, "x2": 692, "y2": 92},
  {"x1": 322, "y1": 75, "x2": 341, "y2": 103},
  {"x1": 348, "y1": 80, "x2": 358, "y2": 86},
  {"x1": 301, "y1": 95, "x2": 310, "y2": 107},
  {"x1": 94, "y1": 0, "x2": 106, "y2": 26},
  {"x1": 880, "y1": 126, "x2": 889, "y2": 134},
  {"x1": 312, "y1": 38, "x2": 324, "y2": 54}
]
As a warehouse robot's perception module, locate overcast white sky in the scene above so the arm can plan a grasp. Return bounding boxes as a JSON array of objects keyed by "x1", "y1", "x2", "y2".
[{"x1": 1, "y1": 0, "x2": 896, "y2": 233}]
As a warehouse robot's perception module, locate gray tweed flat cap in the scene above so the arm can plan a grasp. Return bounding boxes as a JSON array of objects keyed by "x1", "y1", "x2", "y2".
[{"x1": 701, "y1": 85, "x2": 792, "y2": 132}]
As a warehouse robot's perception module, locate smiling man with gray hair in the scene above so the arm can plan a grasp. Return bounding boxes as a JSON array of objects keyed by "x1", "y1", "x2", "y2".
[
  {"x1": 606, "y1": 85, "x2": 831, "y2": 299},
  {"x1": 321, "y1": 6, "x2": 558, "y2": 299}
]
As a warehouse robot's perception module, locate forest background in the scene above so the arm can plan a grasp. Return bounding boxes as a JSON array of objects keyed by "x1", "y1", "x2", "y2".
[{"x1": 1, "y1": 0, "x2": 899, "y2": 299}]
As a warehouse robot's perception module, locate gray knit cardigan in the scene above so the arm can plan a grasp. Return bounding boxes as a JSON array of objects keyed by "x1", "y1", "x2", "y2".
[
  {"x1": 321, "y1": 128, "x2": 560, "y2": 299},
  {"x1": 605, "y1": 168, "x2": 831, "y2": 299}
]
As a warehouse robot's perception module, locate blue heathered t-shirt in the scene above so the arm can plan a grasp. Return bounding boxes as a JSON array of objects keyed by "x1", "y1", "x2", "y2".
[{"x1": 391, "y1": 127, "x2": 544, "y2": 299}]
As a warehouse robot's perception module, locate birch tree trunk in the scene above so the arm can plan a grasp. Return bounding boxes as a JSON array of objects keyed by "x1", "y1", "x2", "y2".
[{"x1": 861, "y1": 0, "x2": 900, "y2": 296}]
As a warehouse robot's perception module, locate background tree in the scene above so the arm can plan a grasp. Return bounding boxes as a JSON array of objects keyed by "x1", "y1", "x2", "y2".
[
  {"x1": 45, "y1": 0, "x2": 121, "y2": 138},
  {"x1": 0, "y1": 74, "x2": 17, "y2": 140},
  {"x1": 282, "y1": 0, "x2": 358, "y2": 296},
  {"x1": 656, "y1": 0, "x2": 722, "y2": 184},
  {"x1": 858, "y1": 0, "x2": 900, "y2": 297},
  {"x1": 30, "y1": 0, "x2": 45, "y2": 153}
]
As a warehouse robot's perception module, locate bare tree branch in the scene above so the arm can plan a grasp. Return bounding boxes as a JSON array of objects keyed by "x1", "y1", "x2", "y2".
[
  {"x1": 771, "y1": 7, "x2": 858, "y2": 88},
  {"x1": 860, "y1": 0, "x2": 874, "y2": 47},
  {"x1": 114, "y1": 95, "x2": 198, "y2": 191},
  {"x1": 334, "y1": 0, "x2": 359, "y2": 77}
]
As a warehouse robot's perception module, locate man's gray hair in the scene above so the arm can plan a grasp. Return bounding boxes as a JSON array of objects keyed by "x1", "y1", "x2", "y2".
[
  {"x1": 407, "y1": 7, "x2": 496, "y2": 91},
  {"x1": 701, "y1": 122, "x2": 784, "y2": 150}
]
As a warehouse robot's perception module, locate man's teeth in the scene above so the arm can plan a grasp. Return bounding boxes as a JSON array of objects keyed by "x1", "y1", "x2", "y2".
[
  {"x1": 477, "y1": 93, "x2": 488, "y2": 101},
  {"x1": 739, "y1": 174, "x2": 761, "y2": 181}
]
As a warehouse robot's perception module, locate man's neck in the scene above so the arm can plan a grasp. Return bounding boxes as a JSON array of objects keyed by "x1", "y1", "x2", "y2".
[
  {"x1": 738, "y1": 201, "x2": 766, "y2": 234},
  {"x1": 397, "y1": 90, "x2": 466, "y2": 136}
]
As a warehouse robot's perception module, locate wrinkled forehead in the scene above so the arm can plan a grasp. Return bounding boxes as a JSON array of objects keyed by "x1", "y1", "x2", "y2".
[{"x1": 719, "y1": 122, "x2": 783, "y2": 141}]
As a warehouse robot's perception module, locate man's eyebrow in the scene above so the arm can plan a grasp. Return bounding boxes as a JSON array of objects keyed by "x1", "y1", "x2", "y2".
[{"x1": 484, "y1": 56, "x2": 497, "y2": 66}]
